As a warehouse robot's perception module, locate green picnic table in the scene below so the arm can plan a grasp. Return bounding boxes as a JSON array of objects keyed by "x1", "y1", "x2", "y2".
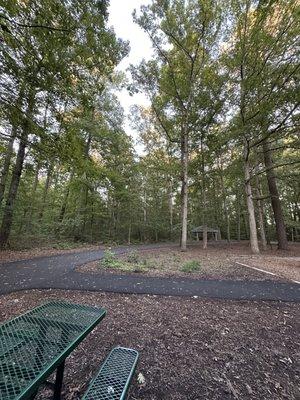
[{"x1": 0, "y1": 300, "x2": 106, "y2": 400}]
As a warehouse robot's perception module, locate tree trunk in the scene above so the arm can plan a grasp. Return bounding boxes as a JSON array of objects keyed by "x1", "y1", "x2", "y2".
[
  {"x1": 236, "y1": 192, "x2": 241, "y2": 241},
  {"x1": 262, "y1": 139, "x2": 288, "y2": 250},
  {"x1": 203, "y1": 225, "x2": 207, "y2": 249},
  {"x1": 244, "y1": 156, "x2": 260, "y2": 254},
  {"x1": 0, "y1": 91, "x2": 35, "y2": 247},
  {"x1": 180, "y1": 130, "x2": 188, "y2": 251},
  {"x1": 38, "y1": 163, "x2": 53, "y2": 221},
  {"x1": 0, "y1": 126, "x2": 18, "y2": 205},
  {"x1": 220, "y1": 166, "x2": 230, "y2": 242},
  {"x1": 58, "y1": 172, "x2": 73, "y2": 224},
  {"x1": 168, "y1": 179, "x2": 173, "y2": 239},
  {"x1": 128, "y1": 223, "x2": 131, "y2": 245},
  {"x1": 26, "y1": 162, "x2": 40, "y2": 232},
  {"x1": 255, "y1": 177, "x2": 267, "y2": 251},
  {"x1": 256, "y1": 196, "x2": 267, "y2": 251}
]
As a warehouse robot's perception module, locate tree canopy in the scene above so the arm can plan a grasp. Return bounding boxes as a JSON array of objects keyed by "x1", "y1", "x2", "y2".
[{"x1": 0, "y1": 0, "x2": 299, "y2": 251}]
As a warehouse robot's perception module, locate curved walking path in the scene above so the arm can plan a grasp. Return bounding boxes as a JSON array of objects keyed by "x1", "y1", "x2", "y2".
[{"x1": 0, "y1": 245, "x2": 299, "y2": 302}]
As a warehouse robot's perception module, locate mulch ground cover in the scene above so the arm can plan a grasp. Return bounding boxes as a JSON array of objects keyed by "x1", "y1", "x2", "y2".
[
  {"x1": 78, "y1": 242, "x2": 297, "y2": 281},
  {"x1": 0, "y1": 289, "x2": 299, "y2": 399}
]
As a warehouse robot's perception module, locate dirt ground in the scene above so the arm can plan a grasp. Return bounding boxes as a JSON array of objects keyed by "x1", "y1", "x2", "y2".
[
  {"x1": 0, "y1": 289, "x2": 299, "y2": 400},
  {"x1": 78, "y1": 242, "x2": 300, "y2": 282},
  {"x1": 236, "y1": 255, "x2": 300, "y2": 282}
]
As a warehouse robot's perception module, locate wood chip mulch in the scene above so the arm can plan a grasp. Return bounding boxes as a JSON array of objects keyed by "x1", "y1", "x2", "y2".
[{"x1": 0, "y1": 289, "x2": 299, "y2": 399}]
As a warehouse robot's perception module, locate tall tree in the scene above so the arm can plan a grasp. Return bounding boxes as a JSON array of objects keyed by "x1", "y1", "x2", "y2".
[{"x1": 132, "y1": 0, "x2": 224, "y2": 250}]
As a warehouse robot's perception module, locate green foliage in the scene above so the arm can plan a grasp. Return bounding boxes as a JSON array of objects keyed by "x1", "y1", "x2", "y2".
[
  {"x1": 101, "y1": 249, "x2": 119, "y2": 268},
  {"x1": 0, "y1": 0, "x2": 299, "y2": 250},
  {"x1": 181, "y1": 260, "x2": 201, "y2": 273},
  {"x1": 98, "y1": 249, "x2": 147, "y2": 273}
]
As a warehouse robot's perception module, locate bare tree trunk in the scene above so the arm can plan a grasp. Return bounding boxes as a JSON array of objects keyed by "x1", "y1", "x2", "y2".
[
  {"x1": 128, "y1": 223, "x2": 131, "y2": 245},
  {"x1": 0, "y1": 91, "x2": 35, "y2": 247},
  {"x1": 0, "y1": 126, "x2": 18, "y2": 205},
  {"x1": 180, "y1": 130, "x2": 188, "y2": 251},
  {"x1": 143, "y1": 190, "x2": 147, "y2": 223},
  {"x1": 255, "y1": 177, "x2": 267, "y2": 251},
  {"x1": 38, "y1": 163, "x2": 53, "y2": 221},
  {"x1": 58, "y1": 172, "x2": 73, "y2": 224},
  {"x1": 26, "y1": 162, "x2": 40, "y2": 232},
  {"x1": 244, "y1": 154, "x2": 260, "y2": 254},
  {"x1": 203, "y1": 225, "x2": 207, "y2": 249},
  {"x1": 236, "y1": 192, "x2": 241, "y2": 241},
  {"x1": 262, "y1": 139, "x2": 288, "y2": 250},
  {"x1": 76, "y1": 132, "x2": 92, "y2": 240},
  {"x1": 168, "y1": 179, "x2": 173, "y2": 239},
  {"x1": 220, "y1": 165, "x2": 230, "y2": 242},
  {"x1": 256, "y1": 197, "x2": 267, "y2": 251}
]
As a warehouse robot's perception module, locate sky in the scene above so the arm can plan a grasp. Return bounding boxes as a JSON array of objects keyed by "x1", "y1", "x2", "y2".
[{"x1": 108, "y1": 0, "x2": 153, "y2": 152}]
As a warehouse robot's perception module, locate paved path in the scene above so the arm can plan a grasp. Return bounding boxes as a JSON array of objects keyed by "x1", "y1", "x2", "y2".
[{"x1": 0, "y1": 245, "x2": 299, "y2": 302}]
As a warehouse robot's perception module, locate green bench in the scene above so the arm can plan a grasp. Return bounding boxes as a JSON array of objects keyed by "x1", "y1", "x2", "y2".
[{"x1": 82, "y1": 347, "x2": 139, "y2": 400}]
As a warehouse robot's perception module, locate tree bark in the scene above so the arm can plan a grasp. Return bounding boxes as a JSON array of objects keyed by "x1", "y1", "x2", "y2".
[
  {"x1": 180, "y1": 129, "x2": 188, "y2": 251},
  {"x1": 244, "y1": 153, "x2": 260, "y2": 254},
  {"x1": 236, "y1": 192, "x2": 241, "y2": 241},
  {"x1": 255, "y1": 177, "x2": 267, "y2": 251},
  {"x1": 168, "y1": 178, "x2": 173, "y2": 239},
  {"x1": 262, "y1": 139, "x2": 288, "y2": 250},
  {"x1": 26, "y1": 162, "x2": 40, "y2": 232},
  {"x1": 220, "y1": 164, "x2": 230, "y2": 242},
  {"x1": 0, "y1": 92, "x2": 35, "y2": 247},
  {"x1": 38, "y1": 162, "x2": 53, "y2": 221},
  {"x1": 58, "y1": 172, "x2": 73, "y2": 224},
  {"x1": 128, "y1": 223, "x2": 131, "y2": 245},
  {"x1": 203, "y1": 225, "x2": 207, "y2": 249},
  {"x1": 0, "y1": 126, "x2": 18, "y2": 205}
]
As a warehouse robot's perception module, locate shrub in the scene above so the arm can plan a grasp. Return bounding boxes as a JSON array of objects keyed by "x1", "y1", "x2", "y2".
[
  {"x1": 101, "y1": 249, "x2": 120, "y2": 268},
  {"x1": 181, "y1": 260, "x2": 201, "y2": 273}
]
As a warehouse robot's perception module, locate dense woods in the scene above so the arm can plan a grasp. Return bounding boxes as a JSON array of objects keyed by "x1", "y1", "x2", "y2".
[{"x1": 0, "y1": 0, "x2": 299, "y2": 252}]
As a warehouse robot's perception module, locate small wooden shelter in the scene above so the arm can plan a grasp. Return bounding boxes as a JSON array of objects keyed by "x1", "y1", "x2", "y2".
[{"x1": 191, "y1": 226, "x2": 220, "y2": 241}]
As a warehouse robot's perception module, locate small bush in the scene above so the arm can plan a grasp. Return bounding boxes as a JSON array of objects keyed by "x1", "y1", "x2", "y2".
[
  {"x1": 97, "y1": 249, "x2": 149, "y2": 273},
  {"x1": 101, "y1": 249, "x2": 120, "y2": 268},
  {"x1": 181, "y1": 260, "x2": 201, "y2": 273}
]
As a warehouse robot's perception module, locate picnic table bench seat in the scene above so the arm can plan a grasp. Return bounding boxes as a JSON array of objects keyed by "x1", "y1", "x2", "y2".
[{"x1": 82, "y1": 347, "x2": 139, "y2": 400}]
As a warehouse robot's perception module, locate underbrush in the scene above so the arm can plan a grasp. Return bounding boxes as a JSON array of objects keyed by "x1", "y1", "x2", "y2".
[
  {"x1": 181, "y1": 260, "x2": 202, "y2": 273},
  {"x1": 98, "y1": 249, "x2": 148, "y2": 273},
  {"x1": 98, "y1": 250, "x2": 202, "y2": 275}
]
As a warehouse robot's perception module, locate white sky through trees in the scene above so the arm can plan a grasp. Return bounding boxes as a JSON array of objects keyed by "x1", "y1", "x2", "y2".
[{"x1": 108, "y1": 1, "x2": 153, "y2": 153}]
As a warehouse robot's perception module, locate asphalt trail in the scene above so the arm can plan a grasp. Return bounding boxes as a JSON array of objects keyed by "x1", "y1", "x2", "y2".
[{"x1": 1, "y1": 245, "x2": 299, "y2": 302}]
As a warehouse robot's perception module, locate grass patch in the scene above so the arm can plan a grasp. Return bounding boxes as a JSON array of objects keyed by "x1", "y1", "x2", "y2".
[
  {"x1": 98, "y1": 249, "x2": 148, "y2": 273},
  {"x1": 181, "y1": 260, "x2": 201, "y2": 273}
]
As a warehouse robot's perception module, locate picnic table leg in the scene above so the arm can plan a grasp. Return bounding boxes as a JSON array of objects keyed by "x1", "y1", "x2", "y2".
[{"x1": 53, "y1": 360, "x2": 65, "y2": 400}]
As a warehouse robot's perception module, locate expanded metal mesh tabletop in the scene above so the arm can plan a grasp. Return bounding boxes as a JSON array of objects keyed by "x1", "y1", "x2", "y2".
[{"x1": 0, "y1": 301, "x2": 106, "y2": 400}]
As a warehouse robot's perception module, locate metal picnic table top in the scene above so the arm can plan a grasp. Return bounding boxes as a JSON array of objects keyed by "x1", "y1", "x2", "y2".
[{"x1": 0, "y1": 300, "x2": 106, "y2": 400}]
